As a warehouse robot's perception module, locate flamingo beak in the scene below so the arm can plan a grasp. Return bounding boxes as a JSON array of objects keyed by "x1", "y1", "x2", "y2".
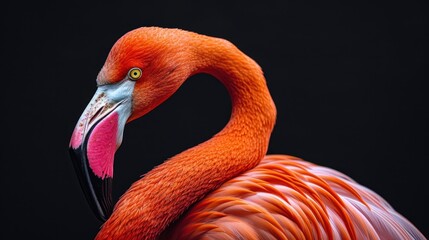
[{"x1": 69, "y1": 80, "x2": 135, "y2": 221}]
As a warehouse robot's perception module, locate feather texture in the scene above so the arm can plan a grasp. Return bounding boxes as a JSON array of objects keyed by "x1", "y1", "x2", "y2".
[{"x1": 166, "y1": 155, "x2": 425, "y2": 240}]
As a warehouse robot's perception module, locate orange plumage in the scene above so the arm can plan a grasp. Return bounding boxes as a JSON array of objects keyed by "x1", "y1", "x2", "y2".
[
  {"x1": 166, "y1": 155, "x2": 423, "y2": 239},
  {"x1": 70, "y1": 27, "x2": 425, "y2": 239}
]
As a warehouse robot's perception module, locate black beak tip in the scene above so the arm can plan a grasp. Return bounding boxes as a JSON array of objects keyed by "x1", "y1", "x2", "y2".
[{"x1": 69, "y1": 146, "x2": 113, "y2": 222}]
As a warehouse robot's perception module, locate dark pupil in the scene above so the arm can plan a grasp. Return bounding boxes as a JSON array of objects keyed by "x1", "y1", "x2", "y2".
[{"x1": 133, "y1": 72, "x2": 137, "y2": 76}]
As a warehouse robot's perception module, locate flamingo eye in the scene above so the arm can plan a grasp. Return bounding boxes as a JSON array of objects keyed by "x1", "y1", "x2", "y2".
[{"x1": 128, "y1": 68, "x2": 142, "y2": 81}]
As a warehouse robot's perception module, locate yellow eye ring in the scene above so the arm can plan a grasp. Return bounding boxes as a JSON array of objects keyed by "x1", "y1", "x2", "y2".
[{"x1": 128, "y1": 67, "x2": 142, "y2": 81}]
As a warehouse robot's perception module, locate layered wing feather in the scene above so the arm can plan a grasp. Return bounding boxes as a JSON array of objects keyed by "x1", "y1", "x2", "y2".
[{"x1": 166, "y1": 155, "x2": 425, "y2": 240}]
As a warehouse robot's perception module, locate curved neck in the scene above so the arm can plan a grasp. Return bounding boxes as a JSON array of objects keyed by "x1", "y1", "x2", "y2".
[
  {"x1": 96, "y1": 36, "x2": 276, "y2": 240},
  {"x1": 193, "y1": 37, "x2": 277, "y2": 140}
]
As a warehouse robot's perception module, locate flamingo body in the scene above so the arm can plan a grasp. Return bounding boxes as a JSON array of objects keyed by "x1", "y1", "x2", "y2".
[
  {"x1": 68, "y1": 27, "x2": 425, "y2": 240},
  {"x1": 166, "y1": 155, "x2": 424, "y2": 239}
]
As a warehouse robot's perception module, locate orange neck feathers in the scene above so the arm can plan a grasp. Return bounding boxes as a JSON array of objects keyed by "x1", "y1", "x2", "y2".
[{"x1": 96, "y1": 31, "x2": 277, "y2": 239}]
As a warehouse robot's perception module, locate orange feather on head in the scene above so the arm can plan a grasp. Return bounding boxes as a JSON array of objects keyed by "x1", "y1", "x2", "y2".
[{"x1": 97, "y1": 28, "x2": 193, "y2": 122}]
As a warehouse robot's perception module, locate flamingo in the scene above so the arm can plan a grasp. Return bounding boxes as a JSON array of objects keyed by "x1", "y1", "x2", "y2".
[{"x1": 69, "y1": 27, "x2": 425, "y2": 240}]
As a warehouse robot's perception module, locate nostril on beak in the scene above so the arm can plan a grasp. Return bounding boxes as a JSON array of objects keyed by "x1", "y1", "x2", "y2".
[{"x1": 88, "y1": 107, "x2": 104, "y2": 125}]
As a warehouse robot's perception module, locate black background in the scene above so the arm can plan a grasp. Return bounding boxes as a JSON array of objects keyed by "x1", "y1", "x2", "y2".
[{"x1": 2, "y1": 1, "x2": 428, "y2": 239}]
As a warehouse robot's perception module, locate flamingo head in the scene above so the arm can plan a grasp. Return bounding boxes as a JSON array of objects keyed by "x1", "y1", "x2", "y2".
[{"x1": 69, "y1": 27, "x2": 194, "y2": 221}]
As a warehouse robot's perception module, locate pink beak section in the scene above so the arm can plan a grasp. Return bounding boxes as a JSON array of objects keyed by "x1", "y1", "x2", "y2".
[
  {"x1": 70, "y1": 124, "x2": 84, "y2": 149},
  {"x1": 69, "y1": 93, "x2": 122, "y2": 179},
  {"x1": 86, "y1": 111, "x2": 119, "y2": 179}
]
